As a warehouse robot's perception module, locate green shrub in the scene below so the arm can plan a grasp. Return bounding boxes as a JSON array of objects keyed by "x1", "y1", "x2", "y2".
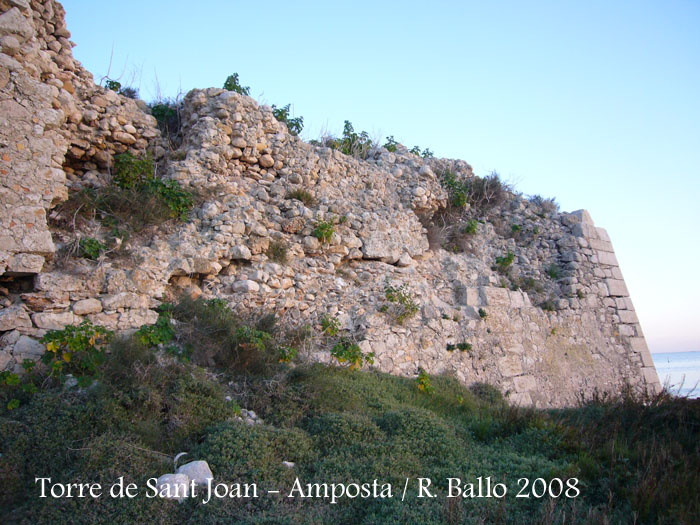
[
  {"x1": 463, "y1": 219, "x2": 478, "y2": 234},
  {"x1": 40, "y1": 321, "x2": 113, "y2": 386},
  {"x1": 330, "y1": 338, "x2": 374, "y2": 370},
  {"x1": 136, "y1": 306, "x2": 174, "y2": 347},
  {"x1": 442, "y1": 170, "x2": 469, "y2": 208},
  {"x1": 56, "y1": 176, "x2": 194, "y2": 236},
  {"x1": 0, "y1": 361, "x2": 38, "y2": 411},
  {"x1": 416, "y1": 368, "x2": 434, "y2": 394},
  {"x1": 103, "y1": 79, "x2": 138, "y2": 98},
  {"x1": 170, "y1": 297, "x2": 280, "y2": 374},
  {"x1": 320, "y1": 314, "x2": 340, "y2": 336},
  {"x1": 442, "y1": 170, "x2": 507, "y2": 215},
  {"x1": 150, "y1": 100, "x2": 180, "y2": 138},
  {"x1": 142, "y1": 178, "x2": 194, "y2": 221},
  {"x1": 285, "y1": 189, "x2": 315, "y2": 206},
  {"x1": 546, "y1": 263, "x2": 562, "y2": 280},
  {"x1": 325, "y1": 120, "x2": 374, "y2": 159},
  {"x1": 277, "y1": 346, "x2": 298, "y2": 363},
  {"x1": 272, "y1": 104, "x2": 304, "y2": 135},
  {"x1": 104, "y1": 79, "x2": 121, "y2": 91},
  {"x1": 312, "y1": 220, "x2": 334, "y2": 244},
  {"x1": 265, "y1": 239, "x2": 289, "y2": 263},
  {"x1": 306, "y1": 412, "x2": 384, "y2": 452},
  {"x1": 223, "y1": 72, "x2": 250, "y2": 95},
  {"x1": 78, "y1": 237, "x2": 105, "y2": 260},
  {"x1": 540, "y1": 299, "x2": 556, "y2": 311},
  {"x1": 409, "y1": 145, "x2": 434, "y2": 158},
  {"x1": 495, "y1": 251, "x2": 515, "y2": 273},
  {"x1": 383, "y1": 282, "x2": 419, "y2": 324},
  {"x1": 383, "y1": 136, "x2": 398, "y2": 152},
  {"x1": 478, "y1": 307, "x2": 488, "y2": 319},
  {"x1": 446, "y1": 342, "x2": 472, "y2": 352},
  {"x1": 530, "y1": 194, "x2": 559, "y2": 214},
  {"x1": 66, "y1": 154, "x2": 194, "y2": 229},
  {"x1": 112, "y1": 152, "x2": 154, "y2": 189}
]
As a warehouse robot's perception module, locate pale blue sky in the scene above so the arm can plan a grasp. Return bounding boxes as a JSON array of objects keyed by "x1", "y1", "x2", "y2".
[{"x1": 62, "y1": 0, "x2": 699, "y2": 352}]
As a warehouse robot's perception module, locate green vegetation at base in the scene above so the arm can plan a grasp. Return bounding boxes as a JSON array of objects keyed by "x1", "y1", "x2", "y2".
[{"x1": 1, "y1": 304, "x2": 698, "y2": 523}]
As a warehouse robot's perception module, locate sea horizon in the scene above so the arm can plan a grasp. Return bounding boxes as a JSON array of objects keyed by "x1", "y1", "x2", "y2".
[{"x1": 652, "y1": 350, "x2": 700, "y2": 399}]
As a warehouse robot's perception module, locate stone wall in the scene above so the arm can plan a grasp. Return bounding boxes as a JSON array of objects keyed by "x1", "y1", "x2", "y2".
[
  {"x1": 0, "y1": 0, "x2": 159, "y2": 276},
  {"x1": 0, "y1": 1, "x2": 661, "y2": 405}
]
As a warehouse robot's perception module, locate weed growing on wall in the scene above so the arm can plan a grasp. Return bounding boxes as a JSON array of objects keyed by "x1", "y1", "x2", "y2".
[
  {"x1": 223, "y1": 72, "x2": 250, "y2": 95},
  {"x1": 272, "y1": 104, "x2": 304, "y2": 136}
]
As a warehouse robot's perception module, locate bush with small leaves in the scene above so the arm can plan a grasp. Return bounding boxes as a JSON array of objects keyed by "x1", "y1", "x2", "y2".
[
  {"x1": 383, "y1": 282, "x2": 419, "y2": 324},
  {"x1": 223, "y1": 72, "x2": 250, "y2": 95},
  {"x1": 137, "y1": 305, "x2": 174, "y2": 347},
  {"x1": 266, "y1": 240, "x2": 289, "y2": 264},
  {"x1": 312, "y1": 220, "x2": 334, "y2": 244},
  {"x1": 530, "y1": 194, "x2": 560, "y2": 214},
  {"x1": 41, "y1": 321, "x2": 113, "y2": 386},
  {"x1": 320, "y1": 315, "x2": 340, "y2": 336},
  {"x1": 324, "y1": 121, "x2": 375, "y2": 159},
  {"x1": 447, "y1": 342, "x2": 472, "y2": 352},
  {"x1": 272, "y1": 104, "x2": 304, "y2": 136},
  {"x1": 103, "y1": 79, "x2": 138, "y2": 98},
  {"x1": 331, "y1": 338, "x2": 374, "y2": 370},
  {"x1": 0, "y1": 361, "x2": 38, "y2": 411},
  {"x1": 383, "y1": 136, "x2": 398, "y2": 152},
  {"x1": 143, "y1": 178, "x2": 194, "y2": 221},
  {"x1": 495, "y1": 251, "x2": 515, "y2": 273},
  {"x1": 150, "y1": 100, "x2": 180, "y2": 138},
  {"x1": 410, "y1": 145, "x2": 434, "y2": 158},
  {"x1": 285, "y1": 189, "x2": 316, "y2": 206},
  {"x1": 112, "y1": 152, "x2": 154, "y2": 189},
  {"x1": 478, "y1": 308, "x2": 488, "y2": 319},
  {"x1": 546, "y1": 263, "x2": 562, "y2": 280},
  {"x1": 416, "y1": 368, "x2": 434, "y2": 394},
  {"x1": 78, "y1": 237, "x2": 105, "y2": 260},
  {"x1": 541, "y1": 299, "x2": 556, "y2": 312},
  {"x1": 463, "y1": 219, "x2": 478, "y2": 234},
  {"x1": 277, "y1": 346, "x2": 298, "y2": 363}
]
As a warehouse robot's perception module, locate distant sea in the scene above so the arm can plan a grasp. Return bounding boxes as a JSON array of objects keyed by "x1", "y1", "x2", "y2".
[{"x1": 652, "y1": 351, "x2": 700, "y2": 399}]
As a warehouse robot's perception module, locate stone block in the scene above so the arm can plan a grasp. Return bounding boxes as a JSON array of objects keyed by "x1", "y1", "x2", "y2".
[
  {"x1": 641, "y1": 367, "x2": 661, "y2": 388},
  {"x1": 72, "y1": 298, "x2": 102, "y2": 315},
  {"x1": 230, "y1": 245, "x2": 252, "y2": 260},
  {"x1": 498, "y1": 354, "x2": 523, "y2": 377},
  {"x1": 628, "y1": 337, "x2": 649, "y2": 354},
  {"x1": 572, "y1": 222, "x2": 598, "y2": 238},
  {"x1": 0, "y1": 305, "x2": 32, "y2": 331},
  {"x1": 596, "y1": 227, "x2": 611, "y2": 242},
  {"x1": 6, "y1": 253, "x2": 44, "y2": 274},
  {"x1": 618, "y1": 310, "x2": 638, "y2": 324},
  {"x1": 13, "y1": 335, "x2": 44, "y2": 358},
  {"x1": 509, "y1": 291, "x2": 526, "y2": 308},
  {"x1": 639, "y1": 349, "x2": 655, "y2": 368},
  {"x1": 570, "y1": 209, "x2": 593, "y2": 224},
  {"x1": 597, "y1": 251, "x2": 619, "y2": 266},
  {"x1": 232, "y1": 280, "x2": 259, "y2": 293},
  {"x1": 480, "y1": 287, "x2": 510, "y2": 306},
  {"x1": 32, "y1": 311, "x2": 77, "y2": 330},
  {"x1": 513, "y1": 375, "x2": 537, "y2": 392},
  {"x1": 101, "y1": 292, "x2": 147, "y2": 311},
  {"x1": 618, "y1": 324, "x2": 637, "y2": 337},
  {"x1": 508, "y1": 392, "x2": 533, "y2": 406},
  {"x1": 606, "y1": 279, "x2": 629, "y2": 297},
  {"x1": 588, "y1": 238, "x2": 613, "y2": 252}
]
